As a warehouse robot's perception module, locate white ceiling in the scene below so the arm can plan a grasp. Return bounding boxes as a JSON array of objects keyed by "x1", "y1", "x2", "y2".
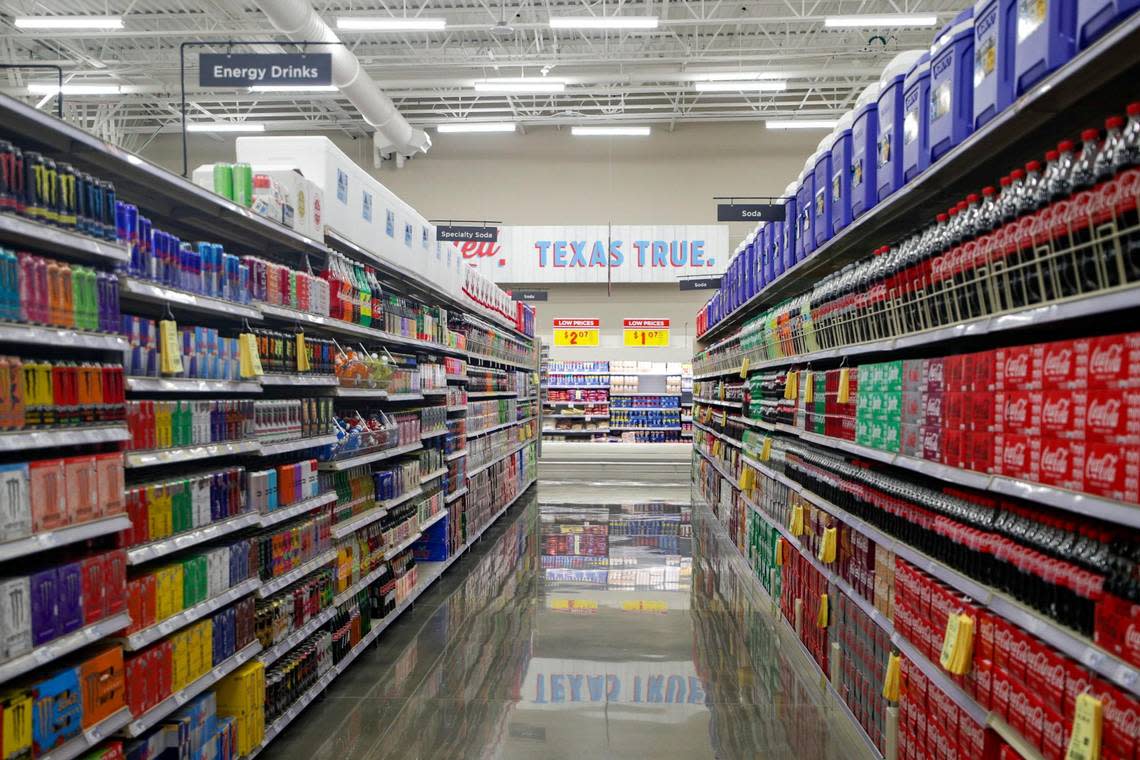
[{"x1": 0, "y1": 0, "x2": 964, "y2": 152}]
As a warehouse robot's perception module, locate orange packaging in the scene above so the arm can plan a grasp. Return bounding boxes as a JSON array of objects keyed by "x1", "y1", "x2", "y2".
[
  {"x1": 28, "y1": 458, "x2": 66, "y2": 532},
  {"x1": 79, "y1": 645, "x2": 125, "y2": 728},
  {"x1": 64, "y1": 456, "x2": 98, "y2": 526},
  {"x1": 94, "y1": 452, "x2": 125, "y2": 518}
]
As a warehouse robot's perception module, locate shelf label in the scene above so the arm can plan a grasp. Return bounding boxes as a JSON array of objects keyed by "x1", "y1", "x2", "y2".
[
  {"x1": 623, "y1": 318, "x2": 670, "y2": 347},
  {"x1": 1066, "y1": 692, "x2": 1104, "y2": 760},
  {"x1": 553, "y1": 318, "x2": 600, "y2": 347}
]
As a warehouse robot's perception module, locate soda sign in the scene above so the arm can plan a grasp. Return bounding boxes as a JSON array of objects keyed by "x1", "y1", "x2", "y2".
[
  {"x1": 553, "y1": 318, "x2": 600, "y2": 347},
  {"x1": 623, "y1": 318, "x2": 670, "y2": 347}
]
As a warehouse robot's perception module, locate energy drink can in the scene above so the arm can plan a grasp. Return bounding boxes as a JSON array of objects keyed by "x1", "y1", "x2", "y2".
[
  {"x1": 233, "y1": 163, "x2": 253, "y2": 207},
  {"x1": 0, "y1": 141, "x2": 15, "y2": 212},
  {"x1": 41, "y1": 158, "x2": 59, "y2": 225},
  {"x1": 213, "y1": 163, "x2": 234, "y2": 200},
  {"x1": 101, "y1": 181, "x2": 117, "y2": 240},
  {"x1": 57, "y1": 163, "x2": 77, "y2": 227},
  {"x1": 23, "y1": 151, "x2": 44, "y2": 220}
]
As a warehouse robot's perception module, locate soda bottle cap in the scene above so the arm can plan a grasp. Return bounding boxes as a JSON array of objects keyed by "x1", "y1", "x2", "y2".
[
  {"x1": 948, "y1": 206, "x2": 958, "y2": 216},
  {"x1": 967, "y1": 194, "x2": 980, "y2": 204},
  {"x1": 1025, "y1": 160, "x2": 1042, "y2": 172},
  {"x1": 1080, "y1": 128, "x2": 1100, "y2": 142},
  {"x1": 1128, "y1": 102, "x2": 1140, "y2": 117},
  {"x1": 1106, "y1": 115, "x2": 1125, "y2": 130},
  {"x1": 1045, "y1": 149, "x2": 1059, "y2": 161},
  {"x1": 1011, "y1": 168, "x2": 1025, "y2": 180},
  {"x1": 999, "y1": 176, "x2": 1012, "y2": 187},
  {"x1": 936, "y1": 213, "x2": 948, "y2": 222},
  {"x1": 1057, "y1": 139, "x2": 1075, "y2": 153},
  {"x1": 956, "y1": 200, "x2": 968, "y2": 211},
  {"x1": 982, "y1": 186, "x2": 996, "y2": 196}
]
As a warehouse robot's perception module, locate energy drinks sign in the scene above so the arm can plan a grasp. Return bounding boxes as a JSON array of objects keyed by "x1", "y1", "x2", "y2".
[{"x1": 199, "y1": 53, "x2": 332, "y2": 87}]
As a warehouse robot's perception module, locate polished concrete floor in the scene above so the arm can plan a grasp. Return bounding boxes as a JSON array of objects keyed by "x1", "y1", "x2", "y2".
[{"x1": 270, "y1": 462, "x2": 875, "y2": 759}]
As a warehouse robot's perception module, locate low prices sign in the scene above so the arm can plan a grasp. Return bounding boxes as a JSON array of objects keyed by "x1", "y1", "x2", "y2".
[
  {"x1": 623, "y1": 318, "x2": 670, "y2": 347},
  {"x1": 553, "y1": 318, "x2": 600, "y2": 347}
]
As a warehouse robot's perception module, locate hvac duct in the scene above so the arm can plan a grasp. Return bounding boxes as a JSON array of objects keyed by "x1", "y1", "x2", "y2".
[{"x1": 251, "y1": 0, "x2": 431, "y2": 156}]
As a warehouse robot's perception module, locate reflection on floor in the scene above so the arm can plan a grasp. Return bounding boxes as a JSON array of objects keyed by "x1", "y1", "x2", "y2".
[{"x1": 268, "y1": 482, "x2": 876, "y2": 759}]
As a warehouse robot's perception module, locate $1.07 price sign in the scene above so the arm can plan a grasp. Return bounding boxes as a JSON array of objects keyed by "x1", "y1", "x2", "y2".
[
  {"x1": 553, "y1": 318, "x2": 600, "y2": 347},
  {"x1": 623, "y1": 318, "x2": 670, "y2": 347}
]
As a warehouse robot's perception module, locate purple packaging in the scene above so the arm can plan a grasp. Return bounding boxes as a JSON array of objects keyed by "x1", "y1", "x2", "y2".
[
  {"x1": 55, "y1": 562, "x2": 83, "y2": 636},
  {"x1": 29, "y1": 567, "x2": 57, "y2": 646},
  {"x1": 921, "y1": 425, "x2": 942, "y2": 461}
]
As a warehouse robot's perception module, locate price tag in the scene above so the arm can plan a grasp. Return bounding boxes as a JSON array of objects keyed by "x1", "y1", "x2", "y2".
[
  {"x1": 816, "y1": 593, "x2": 829, "y2": 629},
  {"x1": 882, "y1": 653, "x2": 901, "y2": 701},
  {"x1": 760, "y1": 437, "x2": 772, "y2": 462},
  {"x1": 296, "y1": 332, "x2": 311, "y2": 372},
  {"x1": 622, "y1": 318, "x2": 669, "y2": 347},
  {"x1": 159, "y1": 319, "x2": 184, "y2": 374},
  {"x1": 838, "y1": 367, "x2": 851, "y2": 404},
  {"x1": 739, "y1": 357, "x2": 750, "y2": 378},
  {"x1": 553, "y1": 328, "x2": 599, "y2": 347},
  {"x1": 239, "y1": 333, "x2": 264, "y2": 377},
  {"x1": 1066, "y1": 692, "x2": 1104, "y2": 760},
  {"x1": 804, "y1": 371, "x2": 814, "y2": 403},
  {"x1": 940, "y1": 612, "x2": 962, "y2": 671}
]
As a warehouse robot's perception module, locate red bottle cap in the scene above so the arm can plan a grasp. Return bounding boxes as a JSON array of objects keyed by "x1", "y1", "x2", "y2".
[
  {"x1": 1011, "y1": 168, "x2": 1025, "y2": 180},
  {"x1": 1025, "y1": 160, "x2": 1042, "y2": 172},
  {"x1": 948, "y1": 206, "x2": 959, "y2": 216},
  {"x1": 936, "y1": 213, "x2": 948, "y2": 222},
  {"x1": 1080, "y1": 128, "x2": 1100, "y2": 142},
  {"x1": 1045, "y1": 149, "x2": 1059, "y2": 161},
  {"x1": 999, "y1": 176, "x2": 1012, "y2": 187},
  {"x1": 1127, "y1": 102, "x2": 1140, "y2": 117},
  {"x1": 1107, "y1": 115, "x2": 1125, "y2": 130},
  {"x1": 967, "y1": 193, "x2": 980, "y2": 204},
  {"x1": 983, "y1": 186, "x2": 996, "y2": 196},
  {"x1": 1057, "y1": 139, "x2": 1075, "y2": 153}
]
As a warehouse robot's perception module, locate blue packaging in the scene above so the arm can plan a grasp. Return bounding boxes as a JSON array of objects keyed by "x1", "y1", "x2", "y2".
[
  {"x1": 769, "y1": 219, "x2": 784, "y2": 280},
  {"x1": 1078, "y1": 0, "x2": 1139, "y2": 46},
  {"x1": 796, "y1": 167, "x2": 815, "y2": 258},
  {"x1": 31, "y1": 665, "x2": 81, "y2": 754},
  {"x1": 782, "y1": 182, "x2": 798, "y2": 269},
  {"x1": 877, "y1": 50, "x2": 925, "y2": 203},
  {"x1": 829, "y1": 111, "x2": 855, "y2": 234},
  {"x1": 902, "y1": 52, "x2": 933, "y2": 182},
  {"x1": 746, "y1": 233, "x2": 758, "y2": 296},
  {"x1": 850, "y1": 84, "x2": 880, "y2": 220},
  {"x1": 1015, "y1": 0, "x2": 1077, "y2": 94},
  {"x1": 974, "y1": 0, "x2": 1016, "y2": 129},
  {"x1": 812, "y1": 144, "x2": 833, "y2": 247},
  {"x1": 929, "y1": 8, "x2": 976, "y2": 163}
]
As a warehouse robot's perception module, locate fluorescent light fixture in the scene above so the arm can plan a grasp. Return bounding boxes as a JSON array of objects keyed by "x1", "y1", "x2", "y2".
[
  {"x1": 473, "y1": 80, "x2": 566, "y2": 93},
  {"x1": 693, "y1": 71, "x2": 786, "y2": 81},
  {"x1": 248, "y1": 84, "x2": 339, "y2": 92},
  {"x1": 549, "y1": 15, "x2": 659, "y2": 29},
  {"x1": 27, "y1": 83, "x2": 122, "y2": 95},
  {"x1": 437, "y1": 122, "x2": 517, "y2": 133},
  {"x1": 694, "y1": 80, "x2": 787, "y2": 92},
  {"x1": 571, "y1": 126, "x2": 651, "y2": 136},
  {"x1": 186, "y1": 123, "x2": 266, "y2": 133},
  {"x1": 766, "y1": 119, "x2": 839, "y2": 129},
  {"x1": 336, "y1": 17, "x2": 446, "y2": 31},
  {"x1": 824, "y1": 14, "x2": 938, "y2": 27},
  {"x1": 14, "y1": 15, "x2": 123, "y2": 29}
]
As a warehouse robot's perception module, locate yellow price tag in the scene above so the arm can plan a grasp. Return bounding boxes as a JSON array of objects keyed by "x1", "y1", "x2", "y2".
[
  {"x1": 239, "y1": 333, "x2": 264, "y2": 378},
  {"x1": 882, "y1": 653, "x2": 901, "y2": 701},
  {"x1": 760, "y1": 437, "x2": 772, "y2": 462},
  {"x1": 1067, "y1": 692, "x2": 1104, "y2": 760},
  {"x1": 295, "y1": 332, "x2": 311, "y2": 372},
  {"x1": 939, "y1": 612, "x2": 961, "y2": 671},
  {"x1": 159, "y1": 319, "x2": 184, "y2": 375},
  {"x1": 774, "y1": 538, "x2": 784, "y2": 566},
  {"x1": 818, "y1": 527, "x2": 837, "y2": 564},
  {"x1": 554, "y1": 328, "x2": 599, "y2": 347},
  {"x1": 790, "y1": 505, "x2": 804, "y2": 537},
  {"x1": 623, "y1": 328, "x2": 670, "y2": 347},
  {"x1": 738, "y1": 466, "x2": 755, "y2": 491},
  {"x1": 816, "y1": 593, "x2": 829, "y2": 629},
  {"x1": 739, "y1": 357, "x2": 750, "y2": 378},
  {"x1": 804, "y1": 371, "x2": 814, "y2": 403},
  {"x1": 838, "y1": 367, "x2": 851, "y2": 404}
]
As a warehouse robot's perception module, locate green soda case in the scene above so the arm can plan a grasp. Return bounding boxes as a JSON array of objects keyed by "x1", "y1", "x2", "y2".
[
  {"x1": 232, "y1": 163, "x2": 253, "y2": 207},
  {"x1": 213, "y1": 163, "x2": 235, "y2": 200}
]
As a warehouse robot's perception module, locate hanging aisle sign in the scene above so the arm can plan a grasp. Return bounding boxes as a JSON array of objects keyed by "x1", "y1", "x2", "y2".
[
  {"x1": 436, "y1": 225, "x2": 499, "y2": 242},
  {"x1": 623, "y1": 319, "x2": 670, "y2": 347},
  {"x1": 553, "y1": 318, "x2": 600, "y2": 347},
  {"x1": 199, "y1": 53, "x2": 332, "y2": 87}
]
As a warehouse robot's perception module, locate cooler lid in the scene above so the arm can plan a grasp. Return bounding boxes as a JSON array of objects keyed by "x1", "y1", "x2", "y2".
[
  {"x1": 854, "y1": 82, "x2": 881, "y2": 111},
  {"x1": 784, "y1": 181, "x2": 798, "y2": 198},
  {"x1": 931, "y1": 7, "x2": 974, "y2": 54},
  {"x1": 879, "y1": 49, "x2": 926, "y2": 88},
  {"x1": 904, "y1": 51, "x2": 932, "y2": 85}
]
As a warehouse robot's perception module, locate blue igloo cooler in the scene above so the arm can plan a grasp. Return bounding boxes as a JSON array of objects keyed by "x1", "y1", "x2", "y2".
[
  {"x1": 782, "y1": 182, "x2": 798, "y2": 267},
  {"x1": 1077, "y1": 0, "x2": 1135, "y2": 47},
  {"x1": 903, "y1": 52, "x2": 932, "y2": 182},
  {"x1": 829, "y1": 111, "x2": 855, "y2": 235},
  {"x1": 1015, "y1": 0, "x2": 1076, "y2": 94},
  {"x1": 974, "y1": 0, "x2": 1016, "y2": 129},
  {"x1": 850, "y1": 84, "x2": 881, "y2": 219},
  {"x1": 797, "y1": 165, "x2": 816, "y2": 259},
  {"x1": 768, "y1": 217, "x2": 784, "y2": 282},
  {"x1": 877, "y1": 50, "x2": 925, "y2": 203},
  {"x1": 929, "y1": 8, "x2": 975, "y2": 163},
  {"x1": 812, "y1": 143, "x2": 833, "y2": 247}
]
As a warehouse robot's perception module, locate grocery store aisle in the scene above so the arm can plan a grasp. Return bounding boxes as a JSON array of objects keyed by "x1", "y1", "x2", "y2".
[{"x1": 269, "y1": 478, "x2": 873, "y2": 760}]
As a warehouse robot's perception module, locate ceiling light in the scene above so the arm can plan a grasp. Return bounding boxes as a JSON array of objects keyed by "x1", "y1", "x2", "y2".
[
  {"x1": 766, "y1": 119, "x2": 839, "y2": 129},
  {"x1": 27, "y1": 83, "x2": 122, "y2": 95},
  {"x1": 572, "y1": 126, "x2": 651, "y2": 136},
  {"x1": 695, "y1": 81, "x2": 788, "y2": 92},
  {"x1": 248, "y1": 84, "x2": 339, "y2": 92},
  {"x1": 693, "y1": 71, "x2": 786, "y2": 81},
  {"x1": 549, "y1": 16, "x2": 659, "y2": 29},
  {"x1": 186, "y1": 123, "x2": 266, "y2": 133},
  {"x1": 437, "y1": 122, "x2": 517, "y2": 133},
  {"x1": 336, "y1": 17, "x2": 447, "y2": 31},
  {"x1": 824, "y1": 14, "x2": 938, "y2": 27},
  {"x1": 473, "y1": 80, "x2": 565, "y2": 93},
  {"x1": 14, "y1": 15, "x2": 123, "y2": 29}
]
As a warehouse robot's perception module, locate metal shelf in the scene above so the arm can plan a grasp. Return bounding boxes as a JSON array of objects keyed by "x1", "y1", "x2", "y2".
[
  {"x1": 610, "y1": 426, "x2": 682, "y2": 431},
  {"x1": 446, "y1": 405, "x2": 468, "y2": 412},
  {"x1": 124, "y1": 577, "x2": 261, "y2": 651},
  {"x1": 120, "y1": 277, "x2": 262, "y2": 321},
  {"x1": 420, "y1": 428, "x2": 449, "y2": 440},
  {"x1": 332, "y1": 562, "x2": 389, "y2": 607},
  {"x1": 259, "y1": 491, "x2": 338, "y2": 528},
  {"x1": 445, "y1": 487, "x2": 468, "y2": 503},
  {"x1": 545, "y1": 385, "x2": 610, "y2": 390},
  {"x1": 691, "y1": 397, "x2": 741, "y2": 408},
  {"x1": 0, "y1": 322, "x2": 126, "y2": 351},
  {"x1": 257, "y1": 549, "x2": 338, "y2": 598},
  {"x1": 0, "y1": 424, "x2": 128, "y2": 453},
  {"x1": 125, "y1": 439, "x2": 260, "y2": 469},
  {"x1": 126, "y1": 377, "x2": 262, "y2": 393},
  {"x1": 38, "y1": 707, "x2": 132, "y2": 760},
  {"x1": 420, "y1": 509, "x2": 447, "y2": 531},
  {"x1": 467, "y1": 419, "x2": 521, "y2": 438},
  {"x1": 467, "y1": 389, "x2": 523, "y2": 398},
  {"x1": 466, "y1": 350, "x2": 535, "y2": 370},
  {"x1": 121, "y1": 642, "x2": 263, "y2": 738},
  {"x1": 466, "y1": 441, "x2": 529, "y2": 477},
  {"x1": 0, "y1": 213, "x2": 130, "y2": 264},
  {"x1": 257, "y1": 606, "x2": 338, "y2": 668},
  {"x1": 0, "y1": 612, "x2": 131, "y2": 683},
  {"x1": 445, "y1": 448, "x2": 468, "y2": 461},
  {"x1": 543, "y1": 428, "x2": 610, "y2": 434},
  {"x1": 258, "y1": 434, "x2": 337, "y2": 458},
  {"x1": 382, "y1": 530, "x2": 423, "y2": 558},
  {"x1": 695, "y1": 13, "x2": 1140, "y2": 345},
  {"x1": 126, "y1": 512, "x2": 262, "y2": 565},
  {"x1": 419, "y1": 467, "x2": 448, "y2": 483},
  {"x1": 318, "y1": 441, "x2": 423, "y2": 471},
  {"x1": 258, "y1": 373, "x2": 340, "y2": 387},
  {"x1": 0, "y1": 514, "x2": 131, "y2": 563}
]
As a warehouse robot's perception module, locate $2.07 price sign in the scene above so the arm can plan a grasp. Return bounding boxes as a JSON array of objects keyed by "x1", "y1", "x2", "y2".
[
  {"x1": 623, "y1": 318, "x2": 670, "y2": 347},
  {"x1": 553, "y1": 318, "x2": 600, "y2": 347}
]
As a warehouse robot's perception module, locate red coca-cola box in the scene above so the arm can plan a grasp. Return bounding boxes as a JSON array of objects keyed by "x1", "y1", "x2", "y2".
[
  {"x1": 1041, "y1": 706, "x2": 1068, "y2": 760},
  {"x1": 1025, "y1": 639, "x2": 1067, "y2": 715},
  {"x1": 966, "y1": 432, "x2": 995, "y2": 473},
  {"x1": 973, "y1": 657, "x2": 994, "y2": 711},
  {"x1": 1084, "y1": 388, "x2": 1140, "y2": 444},
  {"x1": 1064, "y1": 661, "x2": 1093, "y2": 719},
  {"x1": 945, "y1": 391, "x2": 967, "y2": 431},
  {"x1": 1096, "y1": 594, "x2": 1140, "y2": 669},
  {"x1": 1041, "y1": 388, "x2": 1085, "y2": 439},
  {"x1": 990, "y1": 666, "x2": 1013, "y2": 719},
  {"x1": 1038, "y1": 438, "x2": 1086, "y2": 492},
  {"x1": 970, "y1": 350, "x2": 996, "y2": 393},
  {"x1": 995, "y1": 343, "x2": 1043, "y2": 391},
  {"x1": 994, "y1": 434, "x2": 1041, "y2": 481},
  {"x1": 1083, "y1": 440, "x2": 1140, "y2": 503},
  {"x1": 1090, "y1": 678, "x2": 1140, "y2": 759},
  {"x1": 1040, "y1": 338, "x2": 1090, "y2": 389},
  {"x1": 927, "y1": 357, "x2": 947, "y2": 393},
  {"x1": 1087, "y1": 332, "x2": 1140, "y2": 389},
  {"x1": 945, "y1": 354, "x2": 968, "y2": 392},
  {"x1": 995, "y1": 390, "x2": 1043, "y2": 436},
  {"x1": 968, "y1": 391, "x2": 996, "y2": 432},
  {"x1": 1022, "y1": 689, "x2": 1047, "y2": 748}
]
